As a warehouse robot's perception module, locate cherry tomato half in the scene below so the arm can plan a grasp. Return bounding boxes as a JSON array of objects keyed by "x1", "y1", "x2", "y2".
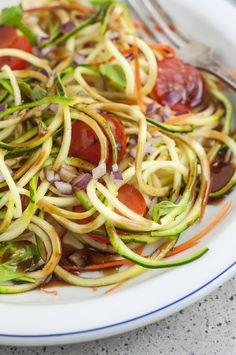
[
  {"x1": 153, "y1": 57, "x2": 205, "y2": 113},
  {"x1": 69, "y1": 114, "x2": 127, "y2": 166},
  {"x1": 0, "y1": 26, "x2": 17, "y2": 48},
  {"x1": 117, "y1": 184, "x2": 147, "y2": 216},
  {"x1": 0, "y1": 25, "x2": 32, "y2": 70}
]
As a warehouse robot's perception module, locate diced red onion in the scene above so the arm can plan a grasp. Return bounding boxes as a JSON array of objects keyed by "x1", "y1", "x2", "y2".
[
  {"x1": 59, "y1": 164, "x2": 78, "y2": 183},
  {"x1": 92, "y1": 163, "x2": 107, "y2": 180},
  {"x1": 37, "y1": 35, "x2": 50, "y2": 44},
  {"x1": 130, "y1": 146, "x2": 139, "y2": 158},
  {"x1": 45, "y1": 168, "x2": 61, "y2": 183},
  {"x1": 129, "y1": 147, "x2": 137, "y2": 158},
  {"x1": 54, "y1": 173, "x2": 61, "y2": 182},
  {"x1": 54, "y1": 181, "x2": 73, "y2": 195},
  {"x1": 112, "y1": 164, "x2": 119, "y2": 172},
  {"x1": 163, "y1": 105, "x2": 173, "y2": 120},
  {"x1": 61, "y1": 20, "x2": 76, "y2": 34},
  {"x1": 146, "y1": 102, "x2": 160, "y2": 116},
  {"x1": 125, "y1": 52, "x2": 134, "y2": 61},
  {"x1": 112, "y1": 171, "x2": 123, "y2": 181},
  {"x1": 144, "y1": 144, "x2": 157, "y2": 156},
  {"x1": 0, "y1": 104, "x2": 7, "y2": 112},
  {"x1": 74, "y1": 53, "x2": 86, "y2": 65},
  {"x1": 73, "y1": 173, "x2": 92, "y2": 190},
  {"x1": 111, "y1": 164, "x2": 123, "y2": 181},
  {"x1": 45, "y1": 168, "x2": 55, "y2": 183}
]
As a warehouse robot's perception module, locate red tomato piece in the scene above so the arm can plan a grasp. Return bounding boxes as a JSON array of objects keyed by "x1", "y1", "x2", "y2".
[
  {"x1": 117, "y1": 184, "x2": 147, "y2": 216},
  {"x1": 0, "y1": 28, "x2": 32, "y2": 70},
  {"x1": 69, "y1": 114, "x2": 127, "y2": 166},
  {"x1": 0, "y1": 26, "x2": 17, "y2": 48},
  {"x1": 153, "y1": 57, "x2": 205, "y2": 112}
]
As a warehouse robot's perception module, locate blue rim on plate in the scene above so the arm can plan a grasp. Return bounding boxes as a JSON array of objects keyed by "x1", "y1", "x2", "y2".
[{"x1": 0, "y1": 259, "x2": 236, "y2": 339}]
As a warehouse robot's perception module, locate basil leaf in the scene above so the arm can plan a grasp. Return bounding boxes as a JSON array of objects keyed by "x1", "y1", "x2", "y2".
[
  {"x1": 31, "y1": 85, "x2": 48, "y2": 101},
  {"x1": 0, "y1": 241, "x2": 39, "y2": 283},
  {"x1": 100, "y1": 64, "x2": 126, "y2": 89},
  {"x1": 0, "y1": 6, "x2": 36, "y2": 45},
  {"x1": 152, "y1": 201, "x2": 185, "y2": 222},
  {"x1": 90, "y1": 0, "x2": 114, "y2": 8},
  {"x1": 18, "y1": 80, "x2": 32, "y2": 100},
  {"x1": 0, "y1": 264, "x2": 23, "y2": 282}
]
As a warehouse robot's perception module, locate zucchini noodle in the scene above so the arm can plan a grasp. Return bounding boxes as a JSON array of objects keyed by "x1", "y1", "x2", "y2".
[{"x1": 0, "y1": 0, "x2": 234, "y2": 293}]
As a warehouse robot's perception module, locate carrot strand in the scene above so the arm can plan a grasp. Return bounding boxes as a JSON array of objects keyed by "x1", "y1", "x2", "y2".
[
  {"x1": 164, "y1": 113, "x2": 192, "y2": 125},
  {"x1": 167, "y1": 201, "x2": 232, "y2": 257}
]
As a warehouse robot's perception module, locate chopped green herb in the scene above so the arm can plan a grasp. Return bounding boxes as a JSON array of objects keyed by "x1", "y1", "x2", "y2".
[
  {"x1": 100, "y1": 63, "x2": 126, "y2": 89},
  {"x1": 152, "y1": 201, "x2": 186, "y2": 222}
]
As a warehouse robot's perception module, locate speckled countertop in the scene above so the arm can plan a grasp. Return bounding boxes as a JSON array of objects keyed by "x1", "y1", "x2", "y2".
[{"x1": 0, "y1": 277, "x2": 236, "y2": 355}]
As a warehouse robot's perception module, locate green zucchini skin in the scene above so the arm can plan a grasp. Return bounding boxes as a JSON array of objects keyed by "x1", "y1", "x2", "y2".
[
  {"x1": 147, "y1": 118, "x2": 193, "y2": 133},
  {"x1": 106, "y1": 223, "x2": 208, "y2": 269}
]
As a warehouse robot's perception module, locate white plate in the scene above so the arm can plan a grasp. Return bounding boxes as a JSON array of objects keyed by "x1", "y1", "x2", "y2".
[{"x1": 0, "y1": 0, "x2": 236, "y2": 347}]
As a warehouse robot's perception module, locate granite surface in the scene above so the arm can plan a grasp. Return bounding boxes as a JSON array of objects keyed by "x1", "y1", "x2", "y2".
[{"x1": 0, "y1": 276, "x2": 235, "y2": 355}]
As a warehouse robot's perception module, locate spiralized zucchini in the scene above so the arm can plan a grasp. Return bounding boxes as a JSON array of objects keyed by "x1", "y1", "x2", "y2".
[{"x1": 0, "y1": 0, "x2": 234, "y2": 293}]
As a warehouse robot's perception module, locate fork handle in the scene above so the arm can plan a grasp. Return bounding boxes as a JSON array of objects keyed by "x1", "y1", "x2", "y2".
[{"x1": 197, "y1": 60, "x2": 236, "y2": 91}]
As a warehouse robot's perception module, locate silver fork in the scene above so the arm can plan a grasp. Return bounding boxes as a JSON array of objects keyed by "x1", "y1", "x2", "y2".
[{"x1": 127, "y1": 0, "x2": 236, "y2": 90}]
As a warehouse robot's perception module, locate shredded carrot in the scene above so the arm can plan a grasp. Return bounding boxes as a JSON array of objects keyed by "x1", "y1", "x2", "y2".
[
  {"x1": 164, "y1": 113, "x2": 192, "y2": 125},
  {"x1": 40, "y1": 288, "x2": 58, "y2": 296},
  {"x1": 119, "y1": 99, "x2": 138, "y2": 105},
  {"x1": 25, "y1": 5, "x2": 92, "y2": 15},
  {"x1": 167, "y1": 201, "x2": 232, "y2": 257},
  {"x1": 104, "y1": 280, "x2": 127, "y2": 295},
  {"x1": 150, "y1": 44, "x2": 176, "y2": 58},
  {"x1": 63, "y1": 259, "x2": 133, "y2": 271},
  {"x1": 133, "y1": 34, "x2": 144, "y2": 112}
]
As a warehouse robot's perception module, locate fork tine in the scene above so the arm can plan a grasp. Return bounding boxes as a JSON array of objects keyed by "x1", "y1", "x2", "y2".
[
  {"x1": 154, "y1": 1, "x2": 191, "y2": 43},
  {"x1": 127, "y1": 0, "x2": 163, "y2": 43},
  {"x1": 143, "y1": 0, "x2": 185, "y2": 48}
]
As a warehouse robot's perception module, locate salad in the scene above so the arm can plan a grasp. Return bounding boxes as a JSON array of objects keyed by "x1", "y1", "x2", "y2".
[{"x1": 0, "y1": 0, "x2": 234, "y2": 294}]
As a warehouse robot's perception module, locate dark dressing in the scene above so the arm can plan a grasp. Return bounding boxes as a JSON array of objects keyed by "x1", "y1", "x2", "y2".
[{"x1": 210, "y1": 161, "x2": 234, "y2": 193}]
